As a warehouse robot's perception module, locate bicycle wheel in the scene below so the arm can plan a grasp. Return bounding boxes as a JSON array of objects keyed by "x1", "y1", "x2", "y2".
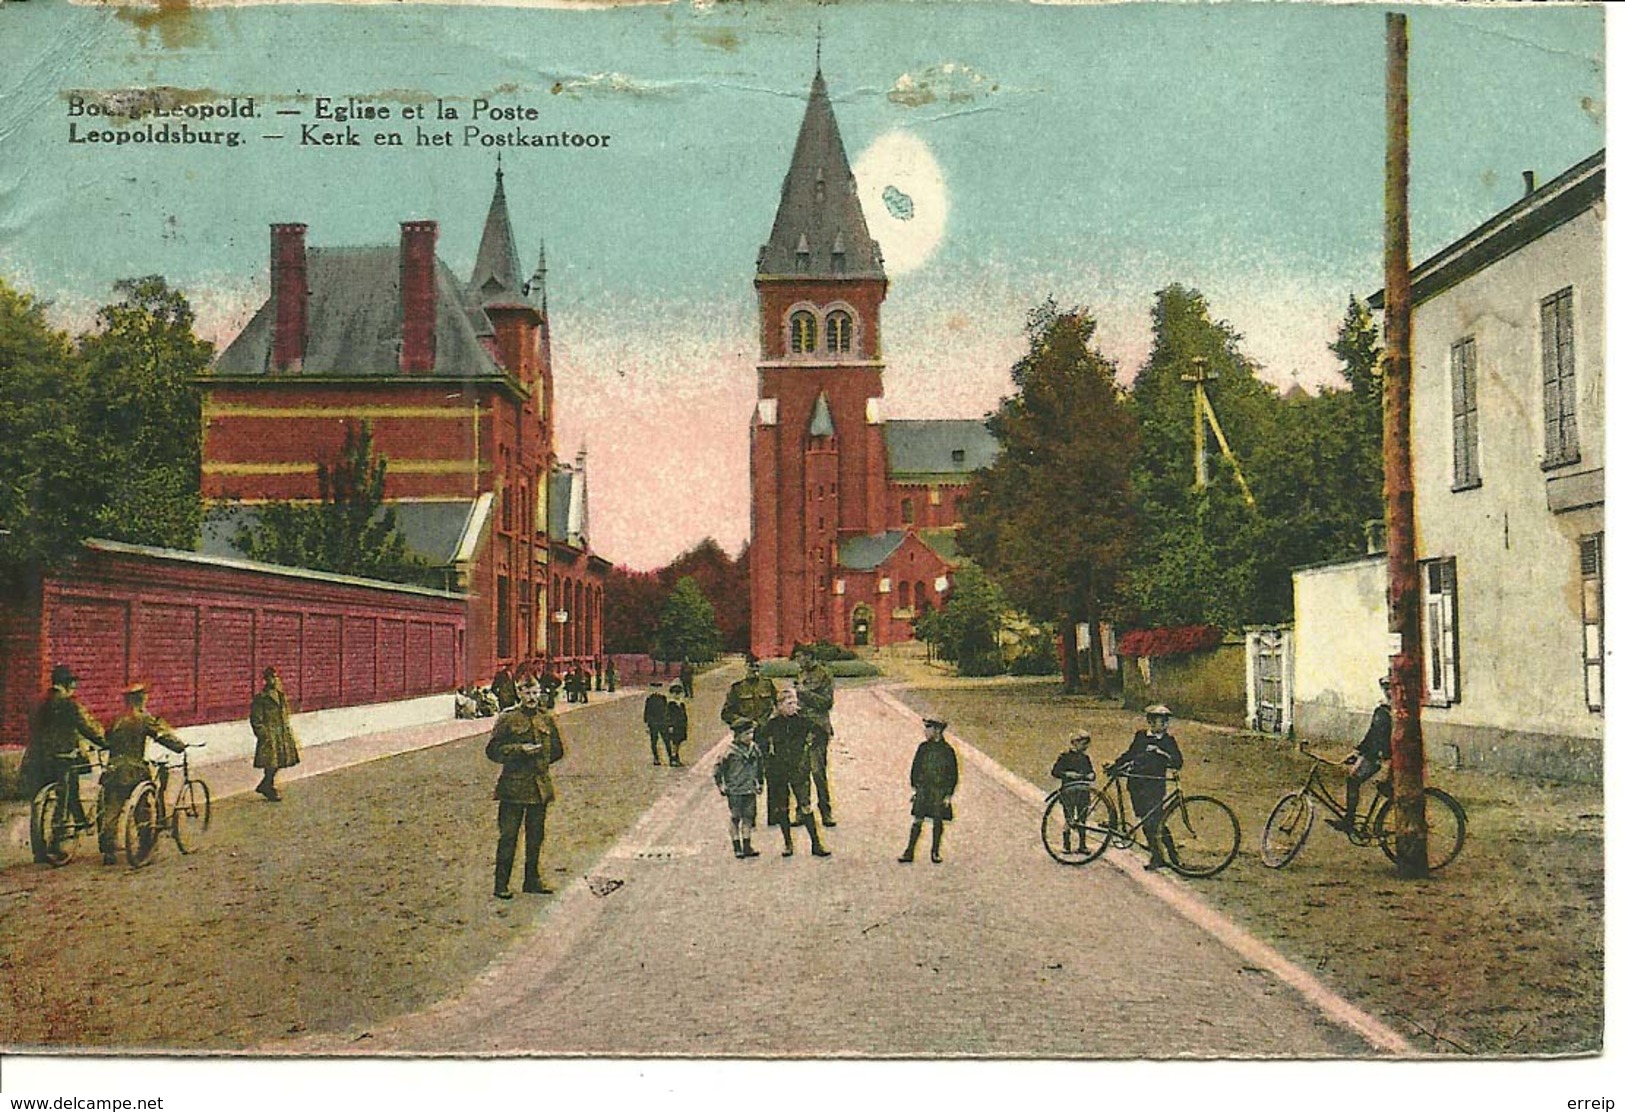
[
  {"x1": 1373, "y1": 787, "x2": 1466, "y2": 871},
  {"x1": 1041, "y1": 787, "x2": 1115, "y2": 865},
  {"x1": 30, "y1": 783, "x2": 73, "y2": 867},
  {"x1": 1155, "y1": 795, "x2": 1241, "y2": 878},
  {"x1": 1260, "y1": 791, "x2": 1315, "y2": 869},
  {"x1": 123, "y1": 781, "x2": 160, "y2": 868},
  {"x1": 171, "y1": 778, "x2": 213, "y2": 854}
]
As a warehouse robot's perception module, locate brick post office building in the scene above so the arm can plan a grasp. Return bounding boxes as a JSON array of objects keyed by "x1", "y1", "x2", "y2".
[
  {"x1": 749, "y1": 66, "x2": 997, "y2": 657},
  {"x1": 201, "y1": 168, "x2": 606, "y2": 682}
]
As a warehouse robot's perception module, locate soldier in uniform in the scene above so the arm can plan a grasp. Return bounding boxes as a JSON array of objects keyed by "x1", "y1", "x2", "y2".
[
  {"x1": 756, "y1": 687, "x2": 829, "y2": 857},
  {"x1": 721, "y1": 654, "x2": 778, "y2": 732},
  {"x1": 23, "y1": 665, "x2": 104, "y2": 845},
  {"x1": 900, "y1": 717, "x2": 958, "y2": 864},
  {"x1": 664, "y1": 683, "x2": 689, "y2": 767},
  {"x1": 486, "y1": 677, "x2": 564, "y2": 899},
  {"x1": 793, "y1": 648, "x2": 838, "y2": 827},
  {"x1": 1108, "y1": 704, "x2": 1185, "y2": 870},
  {"x1": 99, "y1": 684, "x2": 188, "y2": 865},
  {"x1": 643, "y1": 681, "x2": 670, "y2": 766},
  {"x1": 249, "y1": 666, "x2": 301, "y2": 802}
]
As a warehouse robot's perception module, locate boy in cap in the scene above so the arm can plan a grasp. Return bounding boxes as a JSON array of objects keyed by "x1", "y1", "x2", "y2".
[
  {"x1": 1108, "y1": 705, "x2": 1184, "y2": 870},
  {"x1": 1333, "y1": 676, "x2": 1393, "y2": 833},
  {"x1": 1050, "y1": 731, "x2": 1097, "y2": 853},
  {"x1": 714, "y1": 721, "x2": 765, "y2": 858},
  {"x1": 900, "y1": 717, "x2": 958, "y2": 864}
]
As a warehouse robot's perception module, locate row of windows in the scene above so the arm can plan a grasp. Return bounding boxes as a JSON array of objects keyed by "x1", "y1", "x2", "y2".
[
  {"x1": 1420, "y1": 534, "x2": 1602, "y2": 711},
  {"x1": 789, "y1": 309, "x2": 854, "y2": 355},
  {"x1": 1450, "y1": 285, "x2": 1579, "y2": 490}
]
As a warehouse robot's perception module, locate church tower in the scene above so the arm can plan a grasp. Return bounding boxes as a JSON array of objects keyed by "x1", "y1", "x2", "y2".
[{"x1": 750, "y1": 65, "x2": 890, "y2": 657}]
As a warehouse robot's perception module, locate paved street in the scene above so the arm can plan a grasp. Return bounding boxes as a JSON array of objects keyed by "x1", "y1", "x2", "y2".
[{"x1": 299, "y1": 683, "x2": 1390, "y2": 1057}]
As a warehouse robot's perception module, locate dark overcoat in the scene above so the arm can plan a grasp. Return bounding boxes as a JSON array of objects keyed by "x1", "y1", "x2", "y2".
[{"x1": 909, "y1": 736, "x2": 959, "y2": 820}]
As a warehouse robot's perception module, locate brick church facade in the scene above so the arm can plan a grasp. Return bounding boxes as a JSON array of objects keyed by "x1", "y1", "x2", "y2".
[
  {"x1": 201, "y1": 168, "x2": 607, "y2": 682},
  {"x1": 749, "y1": 67, "x2": 996, "y2": 658}
]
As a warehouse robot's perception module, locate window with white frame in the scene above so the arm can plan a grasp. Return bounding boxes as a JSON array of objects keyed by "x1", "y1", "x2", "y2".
[
  {"x1": 1581, "y1": 533, "x2": 1603, "y2": 711},
  {"x1": 1450, "y1": 337, "x2": 1480, "y2": 489},
  {"x1": 1422, "y1": 558, "x2": 1460, "y2": 705},
  {"x1": 1541, "y1": 287, "x2": 1579, "y2": 467}
]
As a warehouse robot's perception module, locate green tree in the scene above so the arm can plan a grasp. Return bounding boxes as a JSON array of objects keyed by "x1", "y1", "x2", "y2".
[
  {"x1": 653, "y1": 575, "x2": 722, "y2": 664},
  {"x1": 0, "y1": 279, "x2": 84, "y2": 577},
  {"x1": 1119, "y1": 284, "x2": 1285, "y2": 629},
  {"x1": 958, "y1": 301, "x2": 1138, "y2": 692},
  {"x1": 76, "y1": 276, "x2": 209, "y2": 550},
  {"x1": 233, "y1": 420, "x2": 434, "y2": 585},
  {"x1": 924, "y1": 563, "x2": 1007, "y2": 677},
  {"x1": 1, "y1": 275, "x2": 207, "y2": 580}
]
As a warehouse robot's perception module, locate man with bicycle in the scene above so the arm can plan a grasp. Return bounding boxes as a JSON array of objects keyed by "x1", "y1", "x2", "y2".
[
  {"x1": 1108, "y1": 705, "x2": 1184, "y2": 871},
  {"x1": 24, "y1": 665, "x2": 105, "y2": 857},
  {"x1": 99, "y1": 683, "x2": 187, "y2": 866},
  {"x1": 1331, "y1": 676, "x2": 1391, "y2": 834}
]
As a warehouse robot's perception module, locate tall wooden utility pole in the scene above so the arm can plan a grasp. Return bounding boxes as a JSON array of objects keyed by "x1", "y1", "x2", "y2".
[
  {"x1": 1383, "y1": 11, "x2": 1428, "y2": 877},
  {"x1": 1182, "y1": 356, "x2": 1257, "y2": 509}
]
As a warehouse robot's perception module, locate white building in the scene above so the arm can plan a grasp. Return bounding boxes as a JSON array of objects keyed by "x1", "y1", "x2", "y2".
[{"x1": 1292, "y1": 150, "x2": 1604, "y2": 782}]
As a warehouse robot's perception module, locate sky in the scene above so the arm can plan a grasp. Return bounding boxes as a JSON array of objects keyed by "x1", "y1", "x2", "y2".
[{"x1": 0, "y1": 1, "x2": 1605, "y2": 570}]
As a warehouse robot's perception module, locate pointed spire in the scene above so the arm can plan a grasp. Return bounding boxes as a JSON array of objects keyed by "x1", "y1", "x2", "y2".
[
  {"x1": 758, "y1": 65, "x2": 884, "y2": 280},
  {"x1": 469, "y1": 161, "x2": 525, "y2": 305},
  {"x1": 808, "y1": 391, "x2": 835, "y2": 438},
  {"x1": 525, "y1": 238, "x2": 549, "y2": 312}
]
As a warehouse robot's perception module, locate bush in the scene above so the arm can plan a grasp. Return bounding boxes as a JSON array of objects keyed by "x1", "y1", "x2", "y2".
[
  {"x1": 827, "y1": 660, "x2": 881, "y2": 679},
  {"x1": 958, "y1": 651, "x2": 1004, "y2": 677},
  {"x1": 1117, "y1": 624, "x2": 1225, "y2": 659},
  {"x1": 791, "y1": 639, "x2": 857, "y2": 663}
]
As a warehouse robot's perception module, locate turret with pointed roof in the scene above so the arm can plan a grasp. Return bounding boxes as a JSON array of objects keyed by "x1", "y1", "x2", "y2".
[
  {"x1": 470, "y1": 161, "x2": 526, "y2": 306},
  {"x1": 758, "y1": 68, "x2": 885, "y2": 281}
]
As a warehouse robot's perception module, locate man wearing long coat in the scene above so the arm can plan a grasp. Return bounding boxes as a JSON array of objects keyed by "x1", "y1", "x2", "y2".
[
  {"x1": 643, "y1": 682, "x2": 669, "y2": 766},
  {"x1": 487, "y1": 678, "x2": 564, "y2": 898},
  {"x1": 23, "y1": 665, "x2": 103, "y2": 837},
  {"x1": 250, "y1": 667, "x2": 301, "y2": 802}
]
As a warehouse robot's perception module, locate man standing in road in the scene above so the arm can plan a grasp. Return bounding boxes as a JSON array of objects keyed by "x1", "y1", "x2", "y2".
[
  {"x1": 679, "y1": 658, "x2": 695, "y2": 699},
  {"x1": 99, "y1": 684, "x2": 187, "y2": 866},
  {"x1": 1108, "y1": 705, "x2": 1184, "y2": 871},
  {"x1": 794, "y1": 648, "x2": 837, "y2": 827},
  {"x1": 664, "y1": 682, "x2": 689, "y2": 767},
  {"x1": 250, "y1": 667, "x2": 301, "y2": 802},
  {"x1": 486, "y1": 677, "x2": 564, "y2": 899},
  {"x1": 23, "y1": 665, "x2": 104, "y2": 839},
  {"x1": 721, "y1": 653, "x2": 777, "y2": 733},
  {"x1": 643, "y1": 681, "x2": 670, "y2": 766},
  {"x1": 492, "y1": 666, "x2": 519, "y2": 712}
]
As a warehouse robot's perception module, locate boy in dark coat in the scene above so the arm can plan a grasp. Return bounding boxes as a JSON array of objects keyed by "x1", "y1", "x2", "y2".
[
  {"x1": 713, "y1": 721, "x2": 765, "y2": 858},
  {"x1": 664, "y1": 683, "x2": 689, "y2": 767},
  {"x1": 900, "y1": 717, "x2": 959, "y2": 864},
  {"x1": 643, "y1": 682, "x2": 669, "y2": 765},
  {"x1": 1050, "y1": 731, "x2": 1097, "y2": 854},
  {"x1": 756, "y1": 687, "x2": 829, "y2": 857},
  {"x1": 1108, "y1": 704, "x2": 1184, "y2": 870}
]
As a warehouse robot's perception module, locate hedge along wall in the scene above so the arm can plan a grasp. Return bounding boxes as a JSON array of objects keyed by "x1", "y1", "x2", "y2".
[
  {"x1": 1120, "y1": 638, "x2": 1247, "y2": 726},
  {"x1": 0, "y1": 539, "x2": 467, "y2": 753}
]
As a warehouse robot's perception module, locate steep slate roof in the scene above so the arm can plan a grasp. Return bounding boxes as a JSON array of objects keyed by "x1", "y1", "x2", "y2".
[
  {"x1": 808, "y1": 391, "x2": 835, "y2": 437},
  {"x1": 213, "y1": 247, "x2": 503, "y2": 378},
  {"x1": 884, "y1": 419, "x2": 998, "y2": 477},
  {"x1": 918, "y1": 528, "x2": 963, "y2": 565},
  {"x1": 469, "y1": 165, "x2": 527, "y2": 308},
  {"x1": 198, "y1": 500, "x2": 479, "y2": 567},
  {"x1": 837, "y1": 530, "x2": 906, "y2": 571},
  {"x1": 758, "y1": 69, "x2": 885, "y2": 280},
  {"x1": 548, "y1": 470, "x2": 573, "y2": 542}
]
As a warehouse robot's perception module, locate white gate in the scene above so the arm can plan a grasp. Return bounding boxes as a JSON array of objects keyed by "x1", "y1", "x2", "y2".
[{"x1": 1245, "y1": 626, "x2": 1293, "y2": 734}]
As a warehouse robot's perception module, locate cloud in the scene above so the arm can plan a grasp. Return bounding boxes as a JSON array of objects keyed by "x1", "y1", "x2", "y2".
[{"x1": 888, "y1": 63, "x2": 999, "y2": 109}]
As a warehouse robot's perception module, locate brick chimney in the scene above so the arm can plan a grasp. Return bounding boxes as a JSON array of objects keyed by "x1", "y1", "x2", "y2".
[
  {"x1": 270, "y1": 223, "x2": 307, "y2": 372},
  {"x1": 399, "y1": 220, "x2": 438, "y2": 373}
]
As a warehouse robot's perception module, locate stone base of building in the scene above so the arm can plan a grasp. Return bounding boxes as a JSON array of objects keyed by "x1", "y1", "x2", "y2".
[{"x1": 1293, "y1": 700, "x2": 1602, "y2": 784}]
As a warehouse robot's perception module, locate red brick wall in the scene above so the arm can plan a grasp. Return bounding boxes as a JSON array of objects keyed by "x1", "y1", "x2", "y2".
[
  {"x1": 756, "y1": 279, "x2": 886, "y2": 361},
  {"x1": 0, "y1": 546, "x2": 465, "y2": 750}
]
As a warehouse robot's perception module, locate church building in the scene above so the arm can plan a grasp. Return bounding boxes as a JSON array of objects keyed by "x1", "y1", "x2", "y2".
[
  {"x1": 750, "y1": 66, "x2": 996, "y2": 657},
  {"x1": 201, "y1": 168, "x2": 608, "y2": 682}
]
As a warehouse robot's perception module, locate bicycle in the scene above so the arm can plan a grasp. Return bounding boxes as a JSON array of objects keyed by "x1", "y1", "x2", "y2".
[
  {"x1": 29, "y1": 751, "x2": 106, "y2": 867},
  {"x1": 1041, "y1": 766, "x2": 1241, "y2": 878},
  {"x1": 122, "y1": 743, "x2": 213, "y2": 867},
  {"x1": 1259, "y1": 742, "x2": 1465, "y2": 872}
]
